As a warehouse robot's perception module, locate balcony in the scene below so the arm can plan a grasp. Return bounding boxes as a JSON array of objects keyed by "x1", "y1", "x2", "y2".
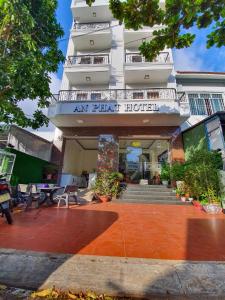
[
  {"x1": 124, "y1": 52, "x2": 173, "y2": 84},
  {"x1": 124, "y1": 25, "x2": 165, "y2": 48},
  {"x1": 56, "y1": 88, "x2": 176, "y2": 102},
  {"x1": 48, "y1": 88, "x2": 190, "y2": 127},
  {"x1": 71, "y1": 0, "x2": 113, "y2": 23},
  {"x1": 64, "y1": 54, "x2": 110, "y2": 85},
  {"x1": 72, "y1": 22, "x2": 111, "y2": 51}
]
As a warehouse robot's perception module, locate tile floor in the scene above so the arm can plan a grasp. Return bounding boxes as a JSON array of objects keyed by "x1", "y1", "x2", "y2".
[{"x1": 0, "y1": 202, "x2": 225, "y2": 260}]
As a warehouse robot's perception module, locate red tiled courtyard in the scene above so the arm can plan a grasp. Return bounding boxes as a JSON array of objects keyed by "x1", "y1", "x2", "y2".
[{"x1": 0, "y1": 203, "x2": 225, "y2": 261}]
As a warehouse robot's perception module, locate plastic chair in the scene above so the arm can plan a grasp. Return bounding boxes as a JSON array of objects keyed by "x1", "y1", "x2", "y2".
[{"x1": 56, "y1": 185, "x2": 78, "y2": 208}]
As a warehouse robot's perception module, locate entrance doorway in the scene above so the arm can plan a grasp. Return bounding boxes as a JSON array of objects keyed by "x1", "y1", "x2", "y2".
[{"x1": 119, "y1": 139, "x2": 169, "y2": 184}]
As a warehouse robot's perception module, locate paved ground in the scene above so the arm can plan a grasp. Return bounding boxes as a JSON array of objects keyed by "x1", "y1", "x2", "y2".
[
  {"x1": 0, "y1": 202, "x2": 225, "y2": 260},
  {"x1": 1, "y1": 249, "x2": 225, "y2": 299}
]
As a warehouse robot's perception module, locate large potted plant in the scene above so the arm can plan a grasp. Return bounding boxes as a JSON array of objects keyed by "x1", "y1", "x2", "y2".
[
  {"x1": 160, "y1": 162, "x2": 170, "y2": 186},
  {"x1": 93, "y1": 171, "x2": 123, "y2": 202}
]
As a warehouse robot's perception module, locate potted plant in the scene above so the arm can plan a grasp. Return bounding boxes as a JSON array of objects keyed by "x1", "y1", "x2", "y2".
[
  {"x1": 202, "y1": 188, "x2": 222, "y2": 214},
  {"x1": 93, "y1": 171, "x2": 123, "y2": 203},
  {"x1": 160, "y1": 162, "x2": 170, "y2": 186}
]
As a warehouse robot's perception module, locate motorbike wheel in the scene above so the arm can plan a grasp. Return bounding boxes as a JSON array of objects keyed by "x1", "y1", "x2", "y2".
[{"x1": 4, "y1": 209, "x2": 13, "y2": 225}]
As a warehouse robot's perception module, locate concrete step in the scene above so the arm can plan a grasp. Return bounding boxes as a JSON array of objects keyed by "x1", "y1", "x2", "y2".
[
  {"x1": 121, "y1": 195, "x2": 178, "y2": 201},
  {"x1": 124, "y1": 191, "x2": 176, "y2": 196},
  {"x1": 126, "y1": 186, "x2": 173, "y2": 192},
  {"x1": 116, "y1": 199, "x2": 191, "y2": 205}
]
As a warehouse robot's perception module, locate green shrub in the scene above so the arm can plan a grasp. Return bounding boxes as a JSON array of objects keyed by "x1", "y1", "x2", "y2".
[
  {"x1": 184, "y1": 149, "x2": 222, "y2": 200},
  {"x1": 171, "y1": 162, "x2": 186, "y2": 181},
  {"x1": 160, "y1": 162, "x2": 171, "y2": 181}
]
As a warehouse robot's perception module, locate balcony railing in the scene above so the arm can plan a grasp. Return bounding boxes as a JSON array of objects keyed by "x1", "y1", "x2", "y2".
[
  {"x1": 74, "y1": 22, "x2": 110, "y2": 31},
  {"x1": 125, "y1": 52, "x2": 170, "y2": 63},
  {"x1": 66, "y1": 54, "x2": 109, "y2": 66},
  {"x1": 54, "y1": 88, "x2": 177, "y2": 102}
]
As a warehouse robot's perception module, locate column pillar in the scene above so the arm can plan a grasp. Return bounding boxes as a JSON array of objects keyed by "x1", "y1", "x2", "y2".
[
  {"x1": 170, "y1": 134, "x2": 185, "y2": 162},
  {"x1": 97, "y1": 134, "x2": 119, "y2": 172},
  {"x1": 51, "y1": 128, "x2": 66, "y2": 184}
]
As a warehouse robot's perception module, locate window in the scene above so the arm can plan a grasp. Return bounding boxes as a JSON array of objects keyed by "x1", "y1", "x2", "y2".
[
  {"x1": 76, "y1": 93, "x2": 88, "y2": 100},
  {"x1": 94, "y1": 56, "x2": 105, "y2": 64},
  {"x1": 91, "y1": 93, "x2": 101, "y2": 100},
  {"x1": 79, "y1": 57, "x2": 91, "y2": 64},
  {"x1": 188, "y1": 93, "x2": 224, "y2": 116},
  {"x1": 147, "y1": 92, "x2": 159, "y2": 99},
  {"x1": 133, "y1": 92, "x2": 144, "y2": 99},
  {"x1": 132, "y1": 55, "x2": 143, "y2": 63}
]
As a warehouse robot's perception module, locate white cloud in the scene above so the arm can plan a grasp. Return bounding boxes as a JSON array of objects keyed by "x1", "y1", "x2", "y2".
[{"x1": 173, "y1": 48, "x2": 204, "y2": 71}]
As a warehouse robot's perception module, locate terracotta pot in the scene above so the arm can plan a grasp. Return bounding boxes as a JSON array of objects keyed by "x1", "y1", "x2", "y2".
[{"x1": 99, "y1": 195, "x2": 111, "y2": 203}]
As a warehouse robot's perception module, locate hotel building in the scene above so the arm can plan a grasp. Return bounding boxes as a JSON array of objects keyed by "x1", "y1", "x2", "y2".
[{"x1": 48, "y1": 0, "x2": 225, "y2": 185}]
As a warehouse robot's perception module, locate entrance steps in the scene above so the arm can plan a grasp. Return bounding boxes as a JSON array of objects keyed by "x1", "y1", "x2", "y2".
[{"x1": 117, "y1": 184, "x2": 191, "y2": 205}]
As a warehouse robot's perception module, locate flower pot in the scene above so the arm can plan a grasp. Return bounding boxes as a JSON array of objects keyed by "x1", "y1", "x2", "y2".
[
  {"x1": 203, "y1": 203, "x2": 222, "y2": 214},
  {"x1": 181, "y1": 196, "x2": 186, "y2": 202},
  {"x1": 99, "y1": 195, "x2": 111, "y2": 203},
  {"x1": 162, "y1": 180, "x2": 168, "y2": 186}
]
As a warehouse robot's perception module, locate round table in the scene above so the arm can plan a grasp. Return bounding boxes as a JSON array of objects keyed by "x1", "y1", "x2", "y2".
[{"x1": 39, "y1": 186, "x2": 63, "y2": 206}]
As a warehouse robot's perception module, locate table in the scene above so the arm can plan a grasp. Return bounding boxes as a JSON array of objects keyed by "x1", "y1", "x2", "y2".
[{"x1": 39, "y1": 186, "x2": 63, "y2": 206}]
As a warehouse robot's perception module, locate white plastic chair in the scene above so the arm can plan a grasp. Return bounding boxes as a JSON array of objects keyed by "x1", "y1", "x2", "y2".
[{"x1": 56, "y1": 185, "x2": 78, "y2": 208}]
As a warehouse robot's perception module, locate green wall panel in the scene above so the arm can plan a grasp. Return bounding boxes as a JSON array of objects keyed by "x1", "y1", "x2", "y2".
[
  {"x1": 6, "y1": 148, "x2": 56, "y2": 184},
  {"x1": 182, "y1": 123, "x2": 208, "y2": 160}
]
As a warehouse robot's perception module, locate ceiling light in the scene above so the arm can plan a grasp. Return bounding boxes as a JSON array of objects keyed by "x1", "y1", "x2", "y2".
[
  {"x1": 144, "y1": 74, "x2": 150, "y2": 79},
  {"x1": 143, "y1": 119, "x2": 150, "y2": 124},
  {"x1": 90, "y1": 40, "x2": 94, "y2": 46},
  {"x1": 77, "y1": 119, "x2": 84, "y2": 124},
  {"x1": 86, "y1": 76, "x2": 91, "y2": 81},
  {"x1": 93, "y1": 12, "x2": 96, "y2": 17}
]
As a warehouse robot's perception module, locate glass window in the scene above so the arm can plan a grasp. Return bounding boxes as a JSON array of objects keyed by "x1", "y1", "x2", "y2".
[
  {"x1": 76, "y1": 93, "x2": 88, "y2": 100},
  {"x1": 147, "y1": 92, "x2": 159, "y2": 99},
  {"x1": 132, "y1": 55, "x2": 143, "y2": 63},
  {"x1": 211, "y1": 98, "x2": 224, "y2": 113},
  {"x1": 188, "y1": 93, "x2": 224, "y2": 116},
  {"x1": 91, "y1": 93, "x2": 101, "y2": 100},
  {"x1": 79, "y1": 57, "x2": 91, "y2": 64},
  {"x1": 133, "y1": 92, "x2": 143, "y2": 99},
  {"x1": 94, "y1": 56, "x2": 104, "y2": 64}
]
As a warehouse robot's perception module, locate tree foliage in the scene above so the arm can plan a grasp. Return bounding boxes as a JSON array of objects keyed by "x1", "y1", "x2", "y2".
[
  {"x1": 0, "y1": 0, "x2": 64, "y2": 129},
  {"x1": 87, "y1": 0, "x2": 225, "y2": 61}
]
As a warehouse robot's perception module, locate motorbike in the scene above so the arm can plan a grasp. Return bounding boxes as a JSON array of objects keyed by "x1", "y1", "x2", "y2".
[{"x1": 0, "y1": 174, "x2": 13, "y2": 224}]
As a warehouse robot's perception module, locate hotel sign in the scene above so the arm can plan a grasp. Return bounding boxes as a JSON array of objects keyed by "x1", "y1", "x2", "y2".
[
  {"x1": 73, "y1": 102, "x2": 160, "y2": 113},
  {"x1": 70, "y1": 101, "x2": 177, "y2": 114},
  {"x1": 50, "y1": 100, "x2": 180, "y2": 116}
]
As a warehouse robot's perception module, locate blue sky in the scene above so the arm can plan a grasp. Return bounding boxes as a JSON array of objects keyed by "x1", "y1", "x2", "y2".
[{"x1": 55, "y1": 0, "x2": 225, "y2": 81}]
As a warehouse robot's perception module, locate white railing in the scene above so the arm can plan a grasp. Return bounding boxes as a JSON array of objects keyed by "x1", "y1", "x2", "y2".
[
  {"x1": 56, "y1": 88, "x2": 176, "y2": 102},
  {"x1": 66, "y1": 54, "x2": 109, "y2": 66},
  {"x1": 125, "y1": 52, "x2": 170, "y2": 63},
  {"x1": 74, "y1": 22, "x2": 110, "y2": 31}
]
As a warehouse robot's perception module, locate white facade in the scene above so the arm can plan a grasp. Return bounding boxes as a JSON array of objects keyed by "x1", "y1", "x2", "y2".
[
  {"x1": 176, "y1": 72, "x2": 225, "y2": 131},
  {"x1": 49, "y1": 0, "x2": 189, "y2": 129},
  {"x1": 47, "y1": 0, "x2": 225, "y2": 182}
]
